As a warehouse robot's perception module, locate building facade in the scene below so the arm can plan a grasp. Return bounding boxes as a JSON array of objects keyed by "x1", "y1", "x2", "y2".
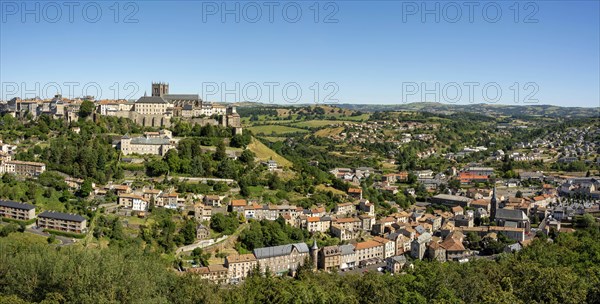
[
  {"x1": 37, "y1": 211, "x2": 87, "y2": 233},
  {"x1": 0, "y1": 200, "x2": 36, "y2": 221}
]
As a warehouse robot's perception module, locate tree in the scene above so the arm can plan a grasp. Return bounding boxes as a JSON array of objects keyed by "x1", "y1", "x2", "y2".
[
  {"x1": 146, "y1": 159, "x2": 169, "y2": 177},
  {"x1": 210, "y1": 213, "x2": 239, "y2": 235},
  {"x1": 180, "y1": 219, "x2": 197, "y2": 245},
  {"x1": 191, "y1": 248, "x2": 211, "y2": 266},
  {"x1": 239, "y1": 149, "x2": 255, "y2": 164},
  {"x1": 79, "y1": 100, "x2": 95, "y2": 118},
  {"x1": 214, "y1": 140, "x2": 227, "y2": 161},
  {"x1": 47, "y1": 234, "x2": 56, "y2": 244},
  {"x1": 77, "y1": 179, "x2": 93, "y2": 198},
  {"x1": 516, "y1": 190, "x2": 523, "y2": 198}
]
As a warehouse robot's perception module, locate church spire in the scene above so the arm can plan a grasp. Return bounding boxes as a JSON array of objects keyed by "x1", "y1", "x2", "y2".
[{"x1": 490, "y1": 185, "x2": 498, "y2": 221}]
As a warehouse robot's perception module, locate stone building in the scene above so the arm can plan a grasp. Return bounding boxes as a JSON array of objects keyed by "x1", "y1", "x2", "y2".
[
  {"x1": 120, "y1": 130, "x2": 176, "y2": 156},
  {"x1": 253, "y1": 242, "x2": 309, "y2": 275},
  {"x1": 225, "y1": 253, "x2": 258, "y2": 282},
  {"x1": 318, "y1": 245, "x2": 342, "y2": 271}
]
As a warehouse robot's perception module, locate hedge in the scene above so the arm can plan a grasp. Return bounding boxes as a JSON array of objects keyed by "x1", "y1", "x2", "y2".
[
  {"x1": 0, "y1": 217, "x2": 36, "y2": 225},
  {"x1": 43, "y1": 229, "x2": 86, "y2": 239}
]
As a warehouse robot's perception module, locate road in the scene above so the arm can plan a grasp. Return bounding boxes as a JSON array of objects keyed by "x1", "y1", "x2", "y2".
[{"x1": 26, "y1": 226, "x2": 77, "y2": 246}]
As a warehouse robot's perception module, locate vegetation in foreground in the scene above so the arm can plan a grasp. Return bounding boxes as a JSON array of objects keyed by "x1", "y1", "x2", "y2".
[{"x1": 1, "y1": 227, "x2": 599, "y2": 304}]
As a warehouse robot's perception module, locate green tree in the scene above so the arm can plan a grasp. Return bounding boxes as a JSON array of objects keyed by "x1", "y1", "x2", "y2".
[
  {"x1": 180, "y1": 219, "x2": 197, "y2": 245},
  {"x1": 79, "y1": 100, "x2": 95, "y2": 118}
]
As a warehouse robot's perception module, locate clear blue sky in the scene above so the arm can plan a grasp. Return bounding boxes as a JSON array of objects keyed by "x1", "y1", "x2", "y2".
[{"x1": 1, "y1": 1, "x2": 599, "y2": 107}]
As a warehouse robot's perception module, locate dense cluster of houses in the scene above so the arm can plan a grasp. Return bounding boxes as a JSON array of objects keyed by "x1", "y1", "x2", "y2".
[{"x1": 0, "y1": 140, "x2": 46, "y2": 177}]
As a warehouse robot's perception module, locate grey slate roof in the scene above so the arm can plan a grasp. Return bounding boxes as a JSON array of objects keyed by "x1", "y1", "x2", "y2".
[
  {"x1": 495, "y1": 208, "x2": 528, "y2": 221},
  {"x1": 432, "y1": 194, "x2": 472, "y2": 203},
  {"x1": 0, "y1": 200, "x2": 35, "y2": 210},
  {"x1": 253, "y1": 242, "x2": 309, "y2": 259},
  {"x1": 163, "y1": 94, "x2": 200, "y2": 101},
  {"x1": 38, "y1": 211, "x2": 86, "y2": 222},
  {"x1": 340, "y1": 244, "x2": 355, "y2": 255},
  {"x1": 388, "y1": 255, "x2": 407, "y2": 263},
  {"x1": 130, "y1": 137, "x2": 171, "y2": 145},
  {"x1": 135, "y1": 96, "x2": 168, "y2": 104}
]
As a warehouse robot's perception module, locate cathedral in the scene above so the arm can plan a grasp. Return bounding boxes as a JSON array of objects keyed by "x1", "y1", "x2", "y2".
[{"x1": 129, "y1": 82, "x2": 242, "y2": 134}]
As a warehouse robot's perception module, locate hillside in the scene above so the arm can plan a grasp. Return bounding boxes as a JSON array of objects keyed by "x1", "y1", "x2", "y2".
[{"x1": 336, "y1": 102, "x2": 600, "y2": 118}]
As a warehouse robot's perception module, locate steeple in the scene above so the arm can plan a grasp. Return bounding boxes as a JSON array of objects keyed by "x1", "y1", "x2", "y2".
[
  {"x1": 490, "y1": 185, "x2": 498, "y2": 221},
  {"x1": 310, "y1": 239, "x2": 318, "y2": 270}
]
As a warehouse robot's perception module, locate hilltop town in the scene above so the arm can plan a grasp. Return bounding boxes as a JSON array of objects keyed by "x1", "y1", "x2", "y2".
[{"x1": 0, "y1": 90, "x2": 599, "y2": 291}]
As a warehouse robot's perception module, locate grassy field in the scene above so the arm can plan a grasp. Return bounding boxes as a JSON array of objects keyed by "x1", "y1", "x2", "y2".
[
  {"x1": 291, "y1": 120, "x2": 348, "y2": 128},
  {"x1": 247, "y1": 125, "x2": 309, "y2": 135},
  {"x1": 315, "y1": 184, "x2": 347, "y2": 196},
  {"x1": 314, "y1": 127, "x2": 345, "y2": 138},
  {"x1": 247, "y1": 137, "x2": 292, "y2": 167},
  {"x1": 2, "y1": 232, "x2": 48, "y2": 245}
]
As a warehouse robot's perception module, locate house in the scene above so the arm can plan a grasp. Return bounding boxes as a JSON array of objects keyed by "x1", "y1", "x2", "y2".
[
  {"x1": 489, "y1": 226, "x2": 526, "y2": 242},
  {"x1": 427, "y1": 241, "x2": 447, "y2": 262},
  {"x1": 387, "y1": 232, "x2": 411, "y2": 255},
  {"x1": 111, "y1": 185, "x2": 131, "y2": 195},
  {"x1": 0, "y1": 200, "x2": 36, "y2": 221},
  {"x1": 459, "y1": 172, "x2": 490, "y2": 184},
  {"x1": 265, "y1": 160, "x2": 278, "y2": 171},
  {"x1": 339, "y1": 244, "x2": 357, "y2": 270},
  {"x1": 318, "y1": 245, "x2": 342, "y2": 271},
  {"x1": 347, "y1": 188, "x2": 363, "y2": 200},
  {"x1": 189, "y1": 264, "x2": 229, "y2": 284},
  {"x1": 454, "y1": 214, "x2": 474, "y2": 228},
  {"x1": 451, "y1": 206, "x2": 464, "y2": 216},
  {"x1": 440, "y1": 232, "x2": 468, "y2": 261},
  {"x1": 203, "y1": 195, "x2": 222, "y2": 207},
  {"x1": 194, "y1": 204, "x2": 212, "y2": 222},
  {"x1": 305, "y1": 217, "x2": 331, "y2": 233},
  {"x1": 359, "y1": 214, "x2": 376, "y2": 231},
  {"x1": 37, "y1": 211, "x2": 87, "y2": 233},
  {"x1": 253, "y1": 243, "x2": 310, "y2": 275},
  {"x1": 334, "y1": 217, "x2": 362, "y2": 231},
  {"x1": 431, "y1": 194, "x2": 472, "y2": 208},
  {"x1": 142, "y1": 188, "x2": 161, "y2": 202},
  {"x1": 410, "y1": 232, "x2": 432, "y2": 260},
  {"x1": 118, "y1": 194, "x2": 148, "y2": 211},
  {"x1": 196, "y1": 224, "x2": 210, "y2": 240},
  {"x1": 156, "y1": 192, "x2": 178, "y2": 209},
  {"x1": 229, "y1": 199, "x2": 248, "y2": 213},
  {"x1": 0, "y1": 160, "x2": 46, "y2": 177},
  {"x1": 310, "y1": 206, "x2": 326, "y2": 217},
  {"x1": 386, "y1": 255, "x2": 407, "y2": 274},
  {"x1": 470, "y1": 199, "x2": 490, "y2": 214},
  {"x1": 334, "y1": 202, "x2": 355, "y2": 216},
  {"x1": 355, "y1": 240, "x2": 384, "y2": 263},
  {"x1": 224, "y1": 254, "x2": 257, "y2": 282},
  {"x1": 330, "y1": 224, "x2": 358, "y2": 241},
  {"x1": 373, "y1": 236, "x2": 395, "y2": 258},
  {"x1": 359, "y1": 199, "x2": 375, "y2": 216}
]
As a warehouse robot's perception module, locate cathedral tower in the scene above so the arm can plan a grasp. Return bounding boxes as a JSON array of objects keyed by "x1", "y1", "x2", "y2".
[{"x1": 152, "y1": 82, "x2": 169, "y2": 97}]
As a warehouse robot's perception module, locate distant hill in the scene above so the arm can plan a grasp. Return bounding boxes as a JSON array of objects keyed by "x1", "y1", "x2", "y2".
[
  {"x1": 234, "y1": 102, "x2": 599, "y2": 118},
  {"x1": 335, "y1": 102, "x2": 600, "y2": 118}
]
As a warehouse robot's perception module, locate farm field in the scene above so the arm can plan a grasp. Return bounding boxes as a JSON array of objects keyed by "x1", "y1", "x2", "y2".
[
  {"x1": 247, "y1": 137, "x2": 292, "y2": 167},
  {"x1": 247, "y1": 125, "x2": 309, "y2": 135}
]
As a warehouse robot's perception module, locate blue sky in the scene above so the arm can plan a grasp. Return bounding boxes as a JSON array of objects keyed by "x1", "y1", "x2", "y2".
[{"x1": 1, "y1": 1, "x2": 599, "y2": 107}]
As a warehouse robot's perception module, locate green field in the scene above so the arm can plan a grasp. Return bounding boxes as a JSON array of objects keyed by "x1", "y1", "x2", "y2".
[
  {"x1": 247, "y1": 137, "x2": 292, "y2": 167},
  {"x1": 291, "y1": 120, "x2": 349, "y2": 128},
  {"x1": 247, "y1": 125, "x2": 309, "y2": 135}
]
